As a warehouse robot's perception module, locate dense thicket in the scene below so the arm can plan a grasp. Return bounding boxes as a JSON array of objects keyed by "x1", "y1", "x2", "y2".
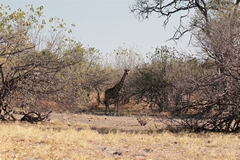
[
  {"x1": 129, "y1": 0, "x2": 240, "y2": 132},
  {"x1": 0, "y1": 3, "x2": 239, "y2": 132}
]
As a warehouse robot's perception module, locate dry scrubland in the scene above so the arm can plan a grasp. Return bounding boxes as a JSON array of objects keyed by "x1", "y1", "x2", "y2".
[{"x1": 0, "y1": 113, "x2": 240, "y2": 160}]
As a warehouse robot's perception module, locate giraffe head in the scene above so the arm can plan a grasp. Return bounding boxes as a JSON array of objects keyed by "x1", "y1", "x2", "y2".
[{"x1": 124, "y1": 69, "x2": 130, "y2": 75}]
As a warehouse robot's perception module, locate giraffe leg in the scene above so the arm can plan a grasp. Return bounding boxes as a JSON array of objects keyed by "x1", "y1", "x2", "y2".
[
  {"x1": 116, "y1": 101, "x2": 119, "y2": 116},
  {"x1": 116, "y1": 101, "x2": 120, "y2": 116},
  {"x1": 114, "y1": 100, "x2": 117, "y2": 116},
  {"x1": 104, "y1": 99, "x2": 110, "y2": 115},
  {"x1": 114, "y1": 97, "x2": 119, "y2": 116}
]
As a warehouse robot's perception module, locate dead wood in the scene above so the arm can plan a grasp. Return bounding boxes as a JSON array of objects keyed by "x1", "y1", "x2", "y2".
[{"x1": 20, "y1": 110, "x2": 52, "y2": 123}]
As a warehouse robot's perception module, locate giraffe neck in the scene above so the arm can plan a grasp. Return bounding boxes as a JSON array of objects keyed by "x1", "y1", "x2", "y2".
[{"x1": 114, "y1": 73, "x2": 127, "y2": 91}]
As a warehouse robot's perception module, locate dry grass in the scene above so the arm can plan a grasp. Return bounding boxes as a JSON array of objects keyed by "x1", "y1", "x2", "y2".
[{"x1": 0, "y1": 119, "x2": 240, "y2": 159}]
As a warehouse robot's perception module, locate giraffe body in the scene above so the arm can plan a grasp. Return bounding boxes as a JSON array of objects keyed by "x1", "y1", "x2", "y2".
[{"x1": 104, "y1": 69, "x2": 129, "y2": 116}]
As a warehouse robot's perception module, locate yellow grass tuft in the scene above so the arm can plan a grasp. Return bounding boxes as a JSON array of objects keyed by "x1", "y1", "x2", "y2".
[{"x1": 0, "y1": 122, "x2": 239, "y2": 159}]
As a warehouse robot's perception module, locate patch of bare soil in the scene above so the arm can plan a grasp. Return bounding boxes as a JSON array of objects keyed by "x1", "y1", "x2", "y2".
[{"x1": 49, "y1": 112, "x2": 166, "y2": 133}]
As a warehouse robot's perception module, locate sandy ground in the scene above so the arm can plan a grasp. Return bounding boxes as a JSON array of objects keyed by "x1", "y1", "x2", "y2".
[
  {"x1": 4, "y1": 112, "x2": 239, "y2": 159},
  {"x1": 49, "y1": 112, "x2": 166, "y2": 133}
]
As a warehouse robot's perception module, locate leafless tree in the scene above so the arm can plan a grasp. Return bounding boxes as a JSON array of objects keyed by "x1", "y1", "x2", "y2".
[
  {"x1": 131, "y1": 0, "x2": 240, "y2": 132},
  {"x1": 131, "y1": 0, "x2": 237, "y2": 40}
]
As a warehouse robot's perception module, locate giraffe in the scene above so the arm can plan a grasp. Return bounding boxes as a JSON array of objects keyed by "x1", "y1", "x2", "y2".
[{"x1": 104, "y1": 69, "x2": 129, "y2": 116}]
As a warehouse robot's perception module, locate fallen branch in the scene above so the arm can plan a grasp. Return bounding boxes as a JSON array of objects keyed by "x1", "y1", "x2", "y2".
[{"x1": 21, "y1": 110, "x2": 52, "y2": 123}]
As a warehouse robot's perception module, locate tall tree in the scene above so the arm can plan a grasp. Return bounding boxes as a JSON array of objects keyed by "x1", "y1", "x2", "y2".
[
  {"x1": 131, "y1": 0, "x2": 238, "y2": 40},
  {"x1": 0, "y1": 5, "x2": 82, "y2": 121},
  {"x1": 131, "y1": 0, "x2": 240, "y2": 132}
]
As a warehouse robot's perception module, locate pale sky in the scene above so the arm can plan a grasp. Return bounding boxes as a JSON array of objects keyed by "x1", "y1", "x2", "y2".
[{"x1": 1, "y1": 0, "x2": 192, "y2": 56}]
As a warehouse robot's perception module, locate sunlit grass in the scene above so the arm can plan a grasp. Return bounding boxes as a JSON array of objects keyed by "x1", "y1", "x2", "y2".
[{"x1": 0, "y1": 121, "x2": 239, "y2": 160}]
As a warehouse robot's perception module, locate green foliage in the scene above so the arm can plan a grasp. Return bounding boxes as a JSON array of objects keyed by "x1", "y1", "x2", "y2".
[
  {"x1": 127, "y1": 46, "x2": 178, "y2": 112},
  {"x1": 0, "y1": 4, "x2": 84, "y2": 115}
]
